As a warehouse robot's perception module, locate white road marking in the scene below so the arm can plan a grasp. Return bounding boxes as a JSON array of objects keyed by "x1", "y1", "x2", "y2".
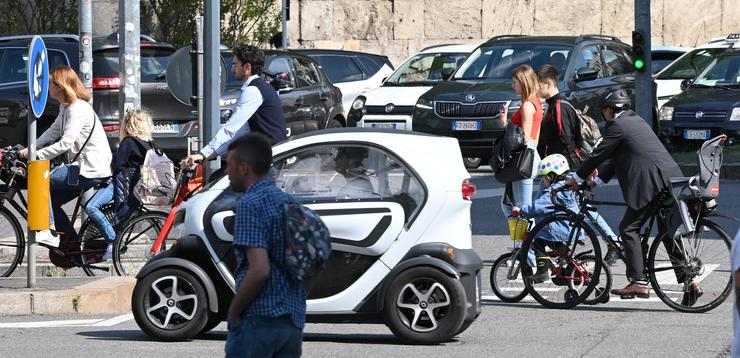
[
  {"x1": 0, "y1": 313, "x2": 134, "y2": 329},
  {"x1": 91, "y1": 313, "x2": 134, "y2": 327},
  {"x1": 653, "y1": 263, "x2": 719, "y2": 285}
]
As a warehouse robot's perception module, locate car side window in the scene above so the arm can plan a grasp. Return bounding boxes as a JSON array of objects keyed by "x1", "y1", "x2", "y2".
[
  {"x1": 265, "y1": 56, "x2": 295, "y2": 87},
  {"x1": 601, "y1": 45, "x2": 633, "y2": 77},
  {"x1": 273, "y1": 144, "x2": 425, "y2": 219},
  {"x1": 292, "y1": 57, "x2": 320, "y2": 88},
  {"x1": 358, "y1": 55, "x2": 383, "y2": 77},
  {"x1": 0, "y1": 48, "x2": 69, "y2": 84},
  {"x1": 314, "y1": 55, "x2": 366, "y2": 83},
  {"x1": 572, "y1": 45, "x2": 604, "y2": 79}
]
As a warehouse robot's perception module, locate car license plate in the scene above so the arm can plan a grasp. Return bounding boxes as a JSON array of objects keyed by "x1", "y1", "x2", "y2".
[
  {"x1": 369, "y1": 122, "x2": 399, "y2": 130},
  {"x1": 154, "y1": 122, "x2": 180, "y2": 134},
  {"x1": 683, "y1": 129, "x2": 710, "y2": 140},
  {"x1": 452, "y1": 121, "x2": 481, "y2": 131}
]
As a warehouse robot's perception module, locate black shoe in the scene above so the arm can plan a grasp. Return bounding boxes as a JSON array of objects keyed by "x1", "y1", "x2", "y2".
[
  {"x1": 532, "y1": 258, "x2": 550, "y2": 283},
  {"x1": 680, "y1": 283, "x2": 703, "y2": 307}
]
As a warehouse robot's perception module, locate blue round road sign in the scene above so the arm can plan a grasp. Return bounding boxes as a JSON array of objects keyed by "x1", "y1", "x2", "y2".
[{"x1": 28, "y1": 36, "x2": 49, "y2": 119}]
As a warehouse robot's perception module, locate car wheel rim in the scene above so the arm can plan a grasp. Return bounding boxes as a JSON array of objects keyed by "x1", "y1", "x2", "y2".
[
  {"x1": 396, "y1": 278, "x2": 451, "y2": 333},
  {"x1": 144, "y1": 275, "x2": 198, "y2": 330}
]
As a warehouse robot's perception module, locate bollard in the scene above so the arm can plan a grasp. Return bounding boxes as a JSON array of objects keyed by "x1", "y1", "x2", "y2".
[{"x1": 27, "y1": 160, "x2": 50, "y2": 231}]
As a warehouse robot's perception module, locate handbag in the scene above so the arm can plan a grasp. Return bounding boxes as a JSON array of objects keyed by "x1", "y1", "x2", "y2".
[
  {"x1": 490, "y1": 123, "x2": 534, "y2": 182},
  {"x1": 52, "y1": 112, "x2": 97, "y2": 187}
]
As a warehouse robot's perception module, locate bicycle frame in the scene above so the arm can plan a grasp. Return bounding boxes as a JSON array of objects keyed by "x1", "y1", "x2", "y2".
[{"x1": 148, "y1": 166, "x2": 203, "y2": 255}]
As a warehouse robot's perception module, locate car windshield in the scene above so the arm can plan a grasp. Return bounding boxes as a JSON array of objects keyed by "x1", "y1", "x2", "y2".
[
  {"x1": 0, "y1": 47, "x2": 69, "y2": 85},
  {"x1": 693, "y1": 51, "x2": 740, "y2": 87},
  {"x1": 453, "y1": 44, "x2": 572, "y2": 81},
  {"x1": 656, "y1": 48, "x2": 726, "y2": 80},
  {"x1": 384, "y1": 52, "x2": 469, "y2": 85},
  {"x1": 93, "y1": 47, "x2": 173, "y2": 82}
]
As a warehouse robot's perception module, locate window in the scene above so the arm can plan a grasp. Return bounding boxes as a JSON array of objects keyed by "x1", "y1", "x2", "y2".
[
  {"x1": 693, "y1": 53, "x2": 740, "y2": 87},
  {"x1": 657, "y1": 48, "x2": 725, "y2": 80},
  {"x1": 358, "y1": 55, "x2": 385, "y2": 76},
  {"x1": 292, "y1": 57, "x2": 320, "y2": 88},
  {"x1": 385, "y1": 52, "x2": 469, "y2": 85},
  {"x1": 312, "y1": 55, "x2": 365, "y2": 83},
  {"x1": 273, "y1": 144, "x2": 425, "y2": 218},
  {"x1": 601, "y1": 45, "x2": 633, "y2": 76},
  {"x1": 265, "y1": 56, "x2": 295, "y2": 87},
  {"x1": 572, "y1": 45, "x2": 604, "y2": 79},
  {"x1": 93, "y1": 47, "x2": 173, "y2": 82},
  {"x1": 0, "y1": 48, "x2": 68, "y2": 84},
  {"x1": 453, "y1": 44, "x2": 572, "y2": 80}
]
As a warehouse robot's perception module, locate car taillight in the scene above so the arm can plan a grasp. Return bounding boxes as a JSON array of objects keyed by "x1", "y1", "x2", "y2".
[
  {"x1": 462, "y1": 179, "x2": 476, "y2": 200},
  {"x1": 93, "y1": 76, "x2": 122, "y2": 90},
  {"x1": 103, "y1": 123, "x2": 120, "y2": 134}
]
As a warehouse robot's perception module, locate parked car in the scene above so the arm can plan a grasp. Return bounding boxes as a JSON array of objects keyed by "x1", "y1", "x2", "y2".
[
  {"x1": 651, "y1": 46, "x2": 690, "y2": 75},
  {"x1": 655, "y1": 34, "x2": 739, "y2": 109},
  {"x1": 347, "y1": 44, "x2": 477, "y2": 131},
  {"x1": 91, "y1": 34, "x2": 195, "y2": 157},
  {"x1": 658, "y1": 46, "x2": 740, "y2": 147},
  {"x1": 294, "y1": 49, "x2": 394, "y2": 119},
  {"x1": 412, "y1": 35, "x2": 638, "y2": 163},
  {"x1": 220, "y1": 49, "x2": 344, "y2": 138},
  {"x1": 132, "y1": 128, "x2": 482, "y2": 343},
  {"x1": 0, "y1": 34, "x2": 195, "y2": 158}
]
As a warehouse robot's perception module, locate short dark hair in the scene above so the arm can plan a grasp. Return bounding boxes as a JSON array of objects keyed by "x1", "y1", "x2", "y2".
[
  {"x1": 537, "y1": 64, "x2": 559, "y2": 83},
  {"x1": 227, "y1": 133, "x2": 272, "y2": 175},
  {"x1": 233, "y1": 45, "x2": 264, "y2": 75}
]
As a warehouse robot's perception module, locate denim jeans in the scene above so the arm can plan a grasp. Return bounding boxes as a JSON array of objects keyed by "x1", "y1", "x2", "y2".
[
  {"x1": 84, "y1": 183, "x2": 115, "y2": 242},
  {"x1": 50, "y1": 165, "x2": 101, "y2": 240},
  {"x1": 501, "y1": 144, "x2": 541, "y2": 216},
  {"x1": 225, "y1": 315, "x2": 302, "y2": 358}
]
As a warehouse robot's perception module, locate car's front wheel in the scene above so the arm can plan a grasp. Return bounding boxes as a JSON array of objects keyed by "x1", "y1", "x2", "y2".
[
  {"x1": 383, "y1": 266, "x2": 467, "y2": 344},
  {"x1": 132, "y1": 268, "x2": 210, "y2": 341}
]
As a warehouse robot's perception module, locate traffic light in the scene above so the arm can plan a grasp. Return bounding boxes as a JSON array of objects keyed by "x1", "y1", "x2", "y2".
[{"x1": 631, "y1": 31, "x2": 647, "y2": 72}]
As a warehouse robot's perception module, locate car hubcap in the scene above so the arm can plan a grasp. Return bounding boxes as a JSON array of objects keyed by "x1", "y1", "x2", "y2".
[
  {"x1": 396, "y1": 279, "x2": 451, "y2": 333},
  {"x1": 145, "y1": 275, "x2": 198, "y2": 329}
]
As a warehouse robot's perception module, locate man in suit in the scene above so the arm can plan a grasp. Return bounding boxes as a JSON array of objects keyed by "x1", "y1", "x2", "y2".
[{"x1": 573, "y1": 89, "x2": 701, "y2": 303}]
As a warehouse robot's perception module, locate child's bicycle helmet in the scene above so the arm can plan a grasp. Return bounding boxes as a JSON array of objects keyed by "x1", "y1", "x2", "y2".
[{"x1": 538, "y1": 154, "x2": 570, "y2": 177}]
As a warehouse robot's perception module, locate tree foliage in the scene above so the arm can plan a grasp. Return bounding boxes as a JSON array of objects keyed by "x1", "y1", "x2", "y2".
[{"x1": 0, "y1": 0, "x2": 79, "y2": 35}]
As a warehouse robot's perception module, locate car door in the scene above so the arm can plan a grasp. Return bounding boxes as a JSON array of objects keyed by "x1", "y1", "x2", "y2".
[
  {"x1": 601, "y1": 43, "x2": 637, "y2": 99},
  {"x1": 565, "y1": 44, "x2": 612, "y2": 121},
  {"x1": 272, "y1": 143, "x2": 424, "y2": 302},
  {"x1": 265, "y1": 56, "x2": 301, "y2": 136},
  {"x1": 291, "y1": 56, "x2": 326, "y2": 133}
]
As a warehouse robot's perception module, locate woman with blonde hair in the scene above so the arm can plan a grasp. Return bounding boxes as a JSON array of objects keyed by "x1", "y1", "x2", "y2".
[
  {"x1": 498, "y1": 64, "x2": 544, "y2": 215},
  {"x1": 19, "y1": 66, "x2": 112, "y2": 248},
  {"x1": 85, "y1": 109, "x2": 155, "y2": 260}
]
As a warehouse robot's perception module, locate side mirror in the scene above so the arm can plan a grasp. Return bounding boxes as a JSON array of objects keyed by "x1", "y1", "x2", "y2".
[
  {"x1": 381, "y1": 76, "x2": 388, "y2": 83},
  {"x1": 574, "y1": 67, "x2": 599, "y2": 82},
  {"x1": 680, "y1": 78, "x2": 694, "y2": 91}
]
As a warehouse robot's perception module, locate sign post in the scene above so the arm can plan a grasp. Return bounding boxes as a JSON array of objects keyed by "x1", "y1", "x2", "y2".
[{"x1": 27, "y1": 36, "x2": 49, "y2": 288}]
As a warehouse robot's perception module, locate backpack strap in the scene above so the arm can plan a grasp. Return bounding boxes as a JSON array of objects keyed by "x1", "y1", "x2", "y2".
[{"x1": 555, "y1": 99, "x2": 564, "y2": 137}]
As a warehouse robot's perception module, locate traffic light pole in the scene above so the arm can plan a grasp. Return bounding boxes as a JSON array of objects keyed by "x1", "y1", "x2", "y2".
[{"x1": 634, "y1": 0, "x2": 653, "y2": 126}]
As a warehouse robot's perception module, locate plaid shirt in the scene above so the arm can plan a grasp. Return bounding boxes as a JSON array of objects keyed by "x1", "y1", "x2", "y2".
[{"x1": 233, "y1": 178, "x2": 306, "y2": 329}]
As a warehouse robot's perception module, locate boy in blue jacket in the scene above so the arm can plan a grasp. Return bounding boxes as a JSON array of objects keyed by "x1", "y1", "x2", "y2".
[{"x1": 513, "y1": 154, "x2": 621, "y2": 283}]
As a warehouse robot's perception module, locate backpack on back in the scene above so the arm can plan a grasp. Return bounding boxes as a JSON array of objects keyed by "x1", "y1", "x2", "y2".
[
  {"x1": 283, "y1": 202, "x2": 331, "y2": 282},
  {"x1": 555, "y1": 100, "x2": 603, "y2": 154},
  {"x1": 133, "y1": 147, "x2": 177, "y2": 206}
]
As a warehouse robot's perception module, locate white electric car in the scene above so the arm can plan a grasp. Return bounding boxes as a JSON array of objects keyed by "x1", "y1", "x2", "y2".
[
  {"x1": 347, "y1": 44, "x2": 477, "y2": 131},
  {"x1": 132, "y1": 128, "x2": 482, "y2": 344}
]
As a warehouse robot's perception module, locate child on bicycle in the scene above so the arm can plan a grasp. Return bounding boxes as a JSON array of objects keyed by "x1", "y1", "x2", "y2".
[
  {"x1": 512, "y1": 154, "x2": 621, "y2": 282},
  {"x1": 85, "y1": 110, "x2": 154, "y2": 260}
]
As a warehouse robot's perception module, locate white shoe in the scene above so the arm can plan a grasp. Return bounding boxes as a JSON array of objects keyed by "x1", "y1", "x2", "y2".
[
  {"x1": 36, "y1": 230, "x2": 60, "y2": 248},
  {"x1": 102, "y1": 244, "x2": 113, "y2": 261}
]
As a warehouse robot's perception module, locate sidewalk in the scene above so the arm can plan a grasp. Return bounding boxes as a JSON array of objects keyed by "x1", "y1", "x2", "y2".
[{"x1": 0, "y1": 277, "x2": 135, "y2": 316}]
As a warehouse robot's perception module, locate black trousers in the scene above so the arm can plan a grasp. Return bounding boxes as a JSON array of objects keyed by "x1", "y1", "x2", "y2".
[{"x1": 619, "y1": 202, "x2": 684, "y2": 282}]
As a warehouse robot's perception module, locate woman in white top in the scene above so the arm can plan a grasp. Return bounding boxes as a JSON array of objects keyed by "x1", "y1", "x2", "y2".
[{"x1": 20, "y1": 66, "x2": 112, "y2": 246}]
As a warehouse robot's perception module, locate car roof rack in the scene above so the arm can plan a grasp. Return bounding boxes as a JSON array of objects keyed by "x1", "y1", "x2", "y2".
[
  {"x1": 419, "y1": 43, "x2": 462, "y2": 52},
  {"x1": 0, "y1": 34, "x2": 79, "y2": 43},
  {"x1": 576, "y1": 34, "x2": 622, "y2": 43}
]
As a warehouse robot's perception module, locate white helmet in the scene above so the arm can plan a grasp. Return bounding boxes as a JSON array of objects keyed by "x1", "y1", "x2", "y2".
[{"x1": 538, "y1": 154, "x2": 570, "y2": 177}]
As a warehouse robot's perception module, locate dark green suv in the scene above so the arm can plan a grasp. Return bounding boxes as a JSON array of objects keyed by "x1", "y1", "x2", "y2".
[{"x1": 412, "y1": 35, "x2": 637, "y2": 162}]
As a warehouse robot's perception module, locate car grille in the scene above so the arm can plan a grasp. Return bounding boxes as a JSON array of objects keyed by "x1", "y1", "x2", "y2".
[
  {"x1": 674, "y1": 111, "x2": 728, "y2": 122},
  {"x1": 434, "y1": 101, "x2": 506, "y2": 118},
  {"x1": 364, "y1": 105, "x2": 415, "y2": 115}
]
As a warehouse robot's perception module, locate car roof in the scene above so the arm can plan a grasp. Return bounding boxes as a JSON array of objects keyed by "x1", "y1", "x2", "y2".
[
  {"x1": 694, "y1": 34, "x2": 740, "y2": 49},
  {"x1": 0, "y1": 34, "x2": 79, "y2": 48},
  {"x1": 418, "y1": 43, "x2": 479, "y2": 54},
  {"x1": 652, "y1": 46, "x2": 691, "y2": 53},
  {"x1": 290, "y1": 48, "x2": 389, "y2": 59},
  {"x1": 480, "y1": 34, "x2": 626, "y2": 47}
]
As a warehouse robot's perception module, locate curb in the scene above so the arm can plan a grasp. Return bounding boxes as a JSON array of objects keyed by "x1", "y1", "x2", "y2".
[
  {"x1": 679, "y1": 164, "x2": 740, "y2": 180},
  {"x1": 0, "y1": 277, "x2": 135, "y2": 316}
]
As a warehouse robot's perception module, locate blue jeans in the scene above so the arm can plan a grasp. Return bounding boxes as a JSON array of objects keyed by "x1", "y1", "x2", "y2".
[
  {"x1": 84, "y1": 183, "x2": 115, "y2": 242},
  {"x1": 225, "y1": 315, "x2": 302, "y2": 358},
  {"x1": 50, "y1": 165, "x2": 101, "y2": 240}
]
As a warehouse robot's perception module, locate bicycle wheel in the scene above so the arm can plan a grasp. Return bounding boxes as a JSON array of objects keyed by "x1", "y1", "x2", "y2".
[
  {"x1": 0, "y1": 207, "x2": 24, "y2": 277},
  {"x1": 78, "y1": 204, "x2": 117, "y2": 277},
  {"x1": 521, "y1": 213, "x2": 603, "y2": 309},
  {"x1": 647, "y1": 219, "x2": 732, "y2": 313},
  {"x1": 576, "y1": 253, "x2": 612, "y2": 305},
  {"x1": 489, "y1": 252, "x2": 528, "y2": 303},
  {"x1": 114, "y1": 212, "x2": 166, "y2": 276}
]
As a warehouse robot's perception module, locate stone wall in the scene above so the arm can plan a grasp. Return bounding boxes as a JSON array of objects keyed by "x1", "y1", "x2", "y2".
[{"x1": 288, "y1": 0, "x2": 740, "y2": 65}]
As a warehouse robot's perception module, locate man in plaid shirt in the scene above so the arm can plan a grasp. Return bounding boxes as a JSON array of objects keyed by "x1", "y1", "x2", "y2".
[{"x1": 225, "y1": 133, "x2": 305, "y2": 358}]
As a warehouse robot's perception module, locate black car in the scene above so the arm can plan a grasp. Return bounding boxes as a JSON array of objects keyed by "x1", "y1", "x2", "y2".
[
  {"x1": 0, "y1": 34, "x2": 194, "y2": 155},
  {"x1": 659, "y1": 48, "x2": 740, "y2": 146},
  {"x1": 220, "y1": 50, "x2": 344, "y2": 137},
  {"x1": 412, "y1": 35, "x2": 638, "y2": 160}
]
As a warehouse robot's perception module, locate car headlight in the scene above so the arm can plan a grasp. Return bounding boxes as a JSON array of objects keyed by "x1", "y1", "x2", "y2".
[
  {"x1": 351, "y1": 97, "x2": 366, "y2": 110},
  {"x1": 660, "y1": 106, "x2": 674, "y2": 121},
  {"x1": 219, "y1": 97, "x2": 238, "y2": 107},
  {"x1": 415, "y1": 97, "x2": 433, "y2": 110},
  {"x1": 730, "y1": 107, "x2": 740, "y2": 121}
]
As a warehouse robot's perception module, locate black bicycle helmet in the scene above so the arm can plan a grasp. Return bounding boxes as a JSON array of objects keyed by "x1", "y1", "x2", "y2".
[{"x1": 601, "y1": 89, "x2": 631, "y2": 110}]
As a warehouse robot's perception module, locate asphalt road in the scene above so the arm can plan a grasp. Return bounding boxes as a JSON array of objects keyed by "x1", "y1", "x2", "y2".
[{"x1": 0, "y1": 172, "x2": 736, "y2": 357}]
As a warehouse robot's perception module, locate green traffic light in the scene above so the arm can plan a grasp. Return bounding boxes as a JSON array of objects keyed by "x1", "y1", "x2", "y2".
[{"x1": 634, "y1": 58, "x2": 645, "y2": 71}]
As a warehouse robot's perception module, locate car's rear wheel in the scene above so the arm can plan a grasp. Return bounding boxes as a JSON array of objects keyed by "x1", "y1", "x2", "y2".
[
  {"x1": 132, "y1": 268, "x2": 209, "y2": 341},
  {"x1": 383, "y1": 266, "x2": 467, "y2": 344}
]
